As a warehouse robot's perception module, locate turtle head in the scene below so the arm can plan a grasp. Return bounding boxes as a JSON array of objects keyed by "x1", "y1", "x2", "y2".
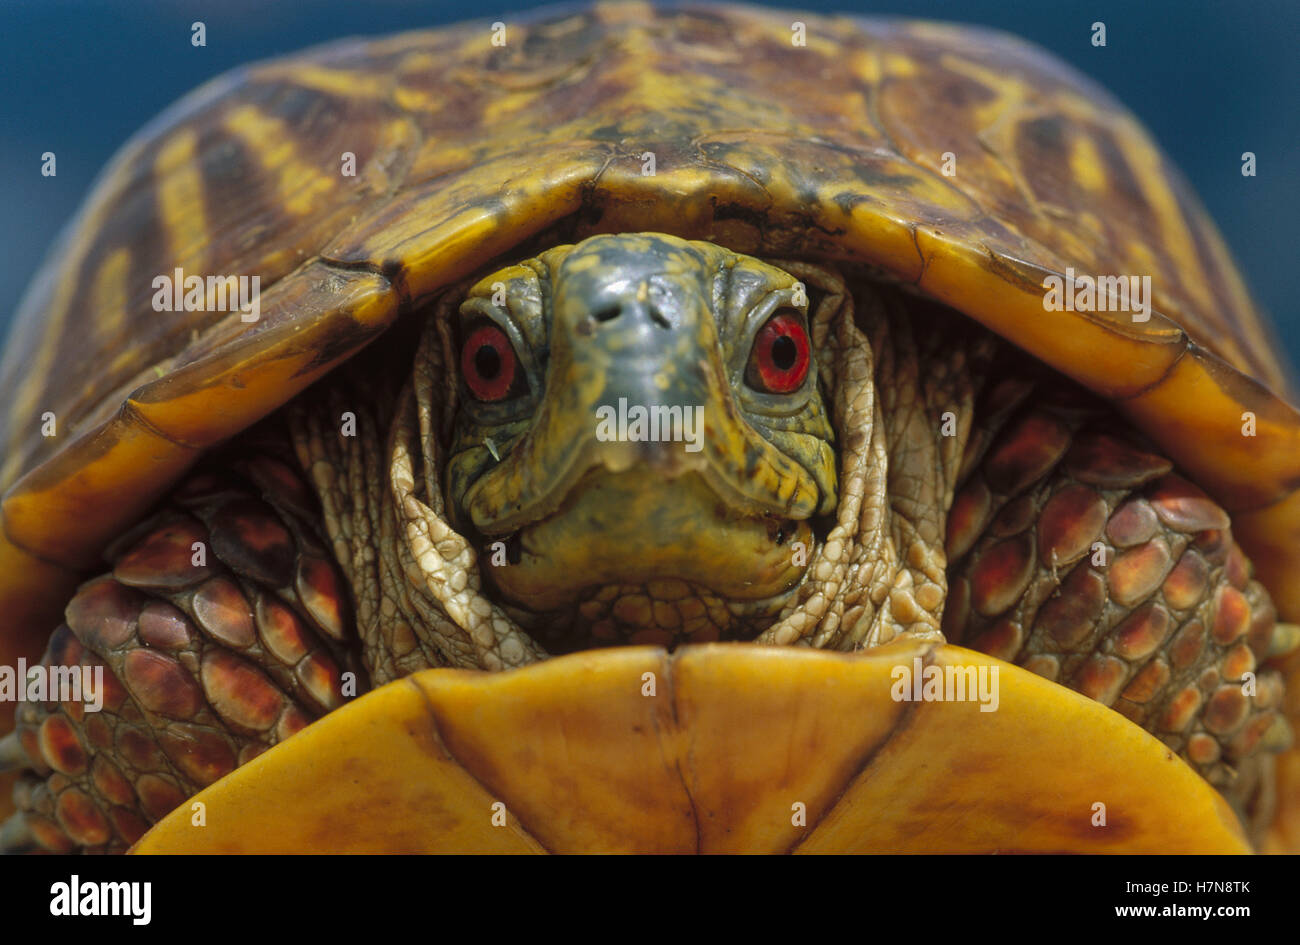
[{"x1": 444, "y1": 233, "x2": 837, "y2": 650}]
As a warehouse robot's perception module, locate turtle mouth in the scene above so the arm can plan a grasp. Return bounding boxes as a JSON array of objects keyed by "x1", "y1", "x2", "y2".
[{"x1": 474, "y1": 460, "x2": 815, "y2": 617}]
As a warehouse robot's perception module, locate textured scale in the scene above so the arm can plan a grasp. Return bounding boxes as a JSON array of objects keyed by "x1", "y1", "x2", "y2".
[
  {"x1": 944, "y1": 369, "x2": 1286, "y2": 801},
  {"x1": 7, "y1": 438, "x2": 355, "y2": 852}
]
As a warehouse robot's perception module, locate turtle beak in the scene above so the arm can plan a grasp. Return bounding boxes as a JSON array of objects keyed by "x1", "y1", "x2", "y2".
[
  {"x1": 462, "y1": 267, "x2": 723, "y2": 534},
  {"x1": 556, "y1": 273, "x2": 715, "y2": 478}
]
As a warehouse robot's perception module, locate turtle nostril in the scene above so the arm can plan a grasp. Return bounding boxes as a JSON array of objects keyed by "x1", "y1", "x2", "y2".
[{"x1": 587, "y1": 302, "x2": 671, "y2": 328}]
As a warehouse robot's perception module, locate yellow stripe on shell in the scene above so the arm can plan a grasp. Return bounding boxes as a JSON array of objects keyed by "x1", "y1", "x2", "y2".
[
  {"x1": 848, "y1": 48, "x2": 881, "y2": 85},
  {"x1": 937, "y1": 54, "x2": 1029, "y2": 133},
  {"x1": 89, "y1": 247, "x2": 132, "y2": 345},
  {"x1": 247, "y1": 61, "x2": 441, "y2": 113},
  {"x1": 221, "y1": 104, "x2": 336, "y2": 217},
  {"x1": 154, "y1": 128, "x2": 209, "y2": 272},
  {"x1": 1068, "y1": 132, "x2": 1108, "y2": 194},
  {"x1": 396, "y1": 51, "x2": 439, "y2": 75},
  {"x1": 251, "y1": 63, "x2": 388, "y2": 100}
]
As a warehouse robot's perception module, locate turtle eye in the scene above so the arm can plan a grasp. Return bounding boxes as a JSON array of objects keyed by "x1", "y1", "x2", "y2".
[
  {"x1": 745, "y1": 310, "x2": 811, "y2": 394},
  {"x1": 461, "y1": 323, "x2": 523, "y2": 402}
]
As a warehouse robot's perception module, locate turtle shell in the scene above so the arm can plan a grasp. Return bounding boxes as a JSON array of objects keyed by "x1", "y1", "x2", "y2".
[
  {"x1": 1, "y1": 3, "x2": 1298, "y2": 848},
  {"x1": 133, "y1": 643, "x2": 1250, "y2": 853}
]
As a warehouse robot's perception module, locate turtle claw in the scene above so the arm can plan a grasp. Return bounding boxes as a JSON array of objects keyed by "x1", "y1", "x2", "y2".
[
  {"x1": 0, "y1": 732, "x2": 25, "y2": 773},
  {"x1": 1261, "y1": 715, "x2": 1296, "y2": 754},
  {"x1": 1269, "y1": 622, "x2": 1300, "y2": 659},
  {"x1": 0, "y1": 813, "x2": 34, "y2": 854}
]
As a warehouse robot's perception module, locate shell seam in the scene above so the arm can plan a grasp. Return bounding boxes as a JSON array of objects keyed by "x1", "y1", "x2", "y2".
[
  {"x1": 662, "y1": 646, "x2": 704, "y2": 854},
  {"x1": 403, "y1": 676, "x2": 552, "y2": 854},
  {"x1": 785, "y1": 641, "x2": 937, "y2": 854}
]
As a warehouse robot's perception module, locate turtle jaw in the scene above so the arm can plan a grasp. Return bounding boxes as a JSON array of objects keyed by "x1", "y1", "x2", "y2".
[{"x1": 485, "y1": 462, "x2": 813, "y2": 615}]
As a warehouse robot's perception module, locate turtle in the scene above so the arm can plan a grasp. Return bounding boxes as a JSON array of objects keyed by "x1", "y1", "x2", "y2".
[{"x1": 1, "y1": 1, "x2": 1298, "y2": 854}]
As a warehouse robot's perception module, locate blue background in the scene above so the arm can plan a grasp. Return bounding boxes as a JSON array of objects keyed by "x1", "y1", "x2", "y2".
[{"x1": 1, "y1": 0, "x2": 1296, "y2": 372}]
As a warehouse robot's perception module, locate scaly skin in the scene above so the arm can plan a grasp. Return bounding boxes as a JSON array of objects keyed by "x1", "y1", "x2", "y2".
[
  {"x1": 942, "y1": 352, "x2": 1290, "y2": 828},
  {"x1": 1, "y1": 235, "x2": 1290, "y2": 851},
  {"x1": 1, "y1": 432, "x2": 355, "y2": 852}
]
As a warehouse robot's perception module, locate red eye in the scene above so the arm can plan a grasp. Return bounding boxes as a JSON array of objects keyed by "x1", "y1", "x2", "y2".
[
  {"x1": 746, "y1": 311, "x2": 810, "y2": 394},
  {"x1": 461, "y1": 323, "x2": 520, "y2": 401}
]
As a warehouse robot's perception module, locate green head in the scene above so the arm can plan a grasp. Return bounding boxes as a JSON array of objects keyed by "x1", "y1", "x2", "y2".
[{"x1": 444, "y1": 233, "x2": 837, "y2": 650}]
